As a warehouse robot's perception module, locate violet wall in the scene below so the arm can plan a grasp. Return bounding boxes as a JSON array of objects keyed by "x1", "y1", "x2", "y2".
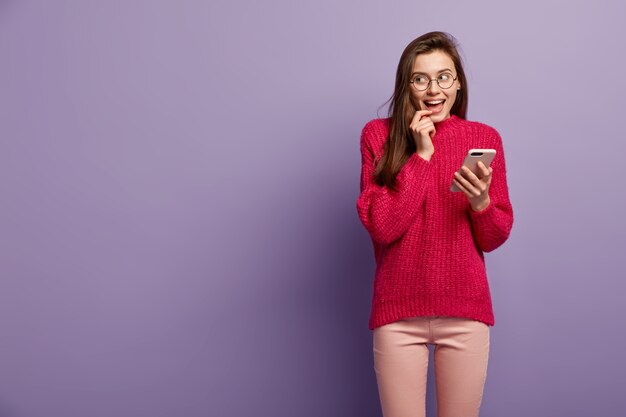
[{"x1": 1, "y1": 1, "x2": 624, "y2": 416}]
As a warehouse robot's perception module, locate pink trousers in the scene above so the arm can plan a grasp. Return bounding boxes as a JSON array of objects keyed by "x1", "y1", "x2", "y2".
[{"x1": 373, "y1": 316, "x2": 490, "y2": 417}]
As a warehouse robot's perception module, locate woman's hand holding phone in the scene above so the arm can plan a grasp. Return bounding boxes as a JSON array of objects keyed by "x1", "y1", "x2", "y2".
[
  {"x1": 410, "y1": 110, "x2": 435, "y2": 161},
  {"x1": 453, "y1": 161, "x2": 493, "y2": 212}
]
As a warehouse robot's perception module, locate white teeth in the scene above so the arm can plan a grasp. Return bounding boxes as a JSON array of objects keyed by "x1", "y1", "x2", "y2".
[{"x1": 425, "y1": 100, "x2": 444, "y2": 105}]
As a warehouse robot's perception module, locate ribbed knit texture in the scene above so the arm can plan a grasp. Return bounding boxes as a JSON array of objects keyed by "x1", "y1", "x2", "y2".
[{"x1": 356, "y1": 115, "x2": 514, "y2": 330}]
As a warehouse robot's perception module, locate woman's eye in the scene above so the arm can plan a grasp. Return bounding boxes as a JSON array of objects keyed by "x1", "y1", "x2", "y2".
[
  {"x1": 439, "y1": 73, "x2": 451, "y2": 81},
  {"x1": 414, "y1": 76, "x2": 427, "y2": 83}
]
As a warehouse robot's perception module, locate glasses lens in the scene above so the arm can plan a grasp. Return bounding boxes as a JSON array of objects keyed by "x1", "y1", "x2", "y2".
[
  {"x1": 437, "y1": 73, "x2": 454, "y2": 89},
  {"x1": 413, "y1": 75, "x2": 429, "y2": 91}
]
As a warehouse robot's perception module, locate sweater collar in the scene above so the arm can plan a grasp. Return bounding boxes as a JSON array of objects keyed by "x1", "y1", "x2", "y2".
[{"x1": 434, "y1": 114, "x2": 460, "y2": 131}]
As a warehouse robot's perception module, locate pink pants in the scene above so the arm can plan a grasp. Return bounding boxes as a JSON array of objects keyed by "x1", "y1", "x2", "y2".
[{"x1": 373, "y1": 316, "x2": 490, "y2": 417}]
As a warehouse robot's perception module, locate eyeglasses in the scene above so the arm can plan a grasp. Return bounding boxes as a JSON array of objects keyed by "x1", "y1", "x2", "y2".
[{"x1": 409, "y1": 72, "x2": 458, "y2": 91}]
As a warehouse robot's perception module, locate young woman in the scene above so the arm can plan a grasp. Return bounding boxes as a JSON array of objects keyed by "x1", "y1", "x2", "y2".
[{"x1": 356, "y1": 31, "x2": 514, "y2": 417}]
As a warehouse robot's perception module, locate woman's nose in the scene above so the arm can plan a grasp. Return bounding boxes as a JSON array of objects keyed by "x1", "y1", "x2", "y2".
[{"x1": 427, "y1": 79, "x2": 441, "y2": 93}]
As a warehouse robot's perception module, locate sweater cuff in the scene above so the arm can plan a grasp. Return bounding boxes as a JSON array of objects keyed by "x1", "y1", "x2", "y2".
[
  {"x1": 406, "y1": 152, "x2": 432, "y2": 171},
  {"x1": 468, "y1": 198, "x2": 496, "y2": 222},
  {"x1": 395, "y1": 152, "x2": 432, "y2": 183}
]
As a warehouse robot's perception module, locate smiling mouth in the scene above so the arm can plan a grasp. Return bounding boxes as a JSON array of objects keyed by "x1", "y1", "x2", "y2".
[{"x1": 424, "y1": 99, "x2": 445, "y2": 112}]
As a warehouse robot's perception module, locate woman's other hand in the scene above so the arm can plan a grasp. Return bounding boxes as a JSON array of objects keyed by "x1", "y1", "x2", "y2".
[{"x1": 409, "y1": 110, "x2": 435, "y2": 161}]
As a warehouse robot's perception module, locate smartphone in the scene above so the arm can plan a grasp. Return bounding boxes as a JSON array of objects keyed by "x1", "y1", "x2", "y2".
[{"x1": 450, "y1": 149, "x2": 496, "y2": 192}]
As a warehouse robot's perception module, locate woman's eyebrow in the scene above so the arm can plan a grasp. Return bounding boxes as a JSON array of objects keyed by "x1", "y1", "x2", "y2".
[{"x1": 411, "y1": 68, "x2": 453, "y2": 76}]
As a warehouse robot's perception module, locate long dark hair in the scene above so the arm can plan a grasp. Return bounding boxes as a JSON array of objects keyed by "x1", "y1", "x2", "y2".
[{"x1": 374, "y1": 31, "x2": 468, "y2": 189}]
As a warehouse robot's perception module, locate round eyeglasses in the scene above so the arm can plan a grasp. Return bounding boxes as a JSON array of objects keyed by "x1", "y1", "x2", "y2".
[{"x1": 409, "y1": 72, "x2": 458, "y2": 91}]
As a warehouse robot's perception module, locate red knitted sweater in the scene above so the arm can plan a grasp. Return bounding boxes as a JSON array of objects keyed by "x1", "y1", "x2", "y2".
[{"x1": 356, "y1": 115, "x2": 514, "y2": 330}]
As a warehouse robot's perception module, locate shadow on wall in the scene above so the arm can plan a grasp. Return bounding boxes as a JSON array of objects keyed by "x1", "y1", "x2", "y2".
[{"x1": 0, "y1": 402, "x2": 19, "y2": 417}]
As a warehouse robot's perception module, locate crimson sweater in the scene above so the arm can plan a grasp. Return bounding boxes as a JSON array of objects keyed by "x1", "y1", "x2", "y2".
[{"x1": 356, "y1": 115, "x2": 514, "y2": 330}]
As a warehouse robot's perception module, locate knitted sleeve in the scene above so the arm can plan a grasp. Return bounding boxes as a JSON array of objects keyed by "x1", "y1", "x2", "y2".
[
  {"x1": 468, "y1": 127, "x2": 514, "y2": 252},
  {"x1": 356, "y1": 120, "x2": 435, "y2": 245}
]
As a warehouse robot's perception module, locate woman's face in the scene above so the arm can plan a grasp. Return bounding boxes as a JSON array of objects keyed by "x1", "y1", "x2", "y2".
[{"x1": 409, "y1": 50, "x2": 461, "y2": 123}]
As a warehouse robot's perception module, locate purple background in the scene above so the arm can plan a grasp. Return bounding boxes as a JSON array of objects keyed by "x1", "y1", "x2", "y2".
[{"x1": 1, "y1": 1, "x2": 625, "y2": 416}]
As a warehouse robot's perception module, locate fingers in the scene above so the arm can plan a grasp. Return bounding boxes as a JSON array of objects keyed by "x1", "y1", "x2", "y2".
[
  {"x1": 412, "y1": 110, "x2": 433, "y2": 121},
  {"x1": 452, "y1": 177, "x2": 472, "y2": 198},
  {"x1": 415, "y1": 119, "x2": 435, "y2": 138},
  {"x1": 454, "y1": 171, "x2": 483, "y2": 197},
  {"x1": 452, "y1": 162, "x2": 494, "y2": 207},
  {"x1": 410, "y1": 110, "x2": 436, "y2": 138},
  {"x1": 454, "y1": 163, "x2": 492, "y2": 197},
  {"x1": 410, "y1": 110, "x2": 433, "y2": 130},
  {"x1": 476, "y1": 161, "x2": 492, "y2": 180},
  {"x1": 461, "y1": 162, "x2": 492, "y2": 183}
]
